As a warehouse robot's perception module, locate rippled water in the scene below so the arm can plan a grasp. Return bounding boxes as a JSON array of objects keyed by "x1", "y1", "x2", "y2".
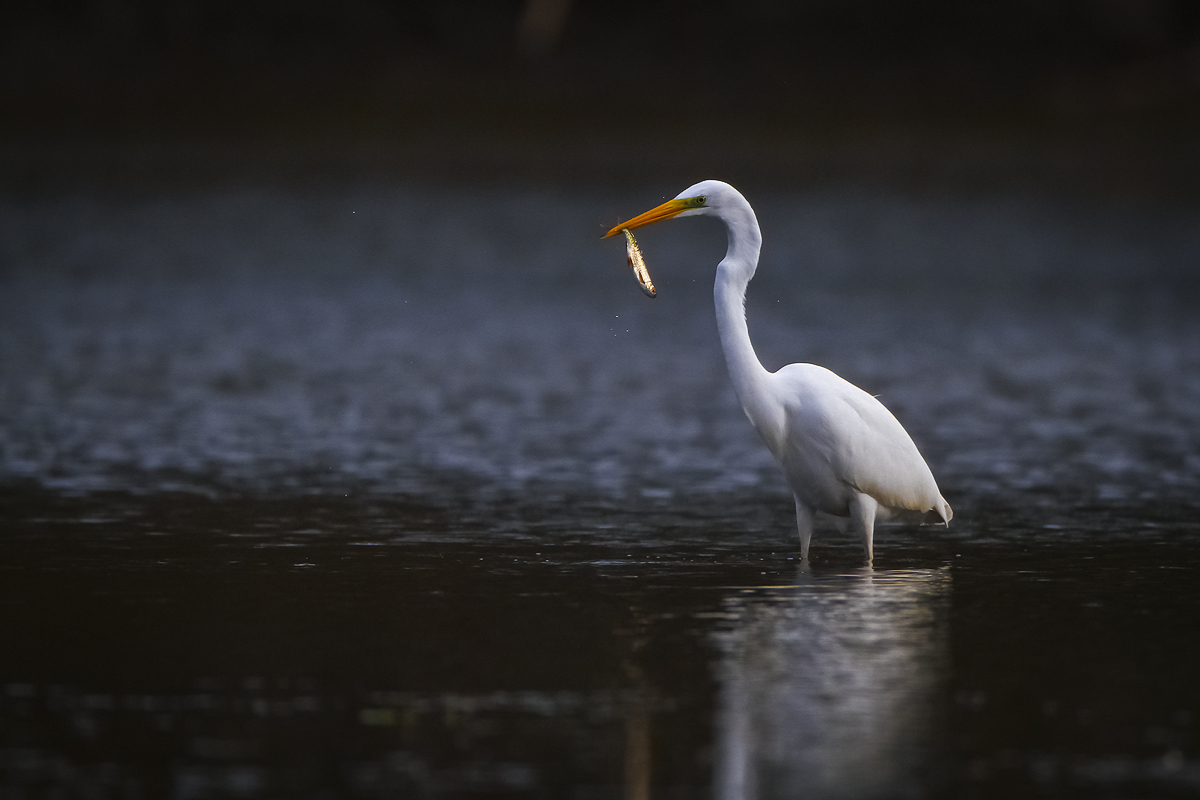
[{"x1": 1, "y1": 182, "x2": 1199, "y2": 797}]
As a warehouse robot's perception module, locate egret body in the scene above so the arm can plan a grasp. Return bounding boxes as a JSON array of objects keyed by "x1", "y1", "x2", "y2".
[{"x1": 605, "y1": 181, "x2": 951, "y2": 561}]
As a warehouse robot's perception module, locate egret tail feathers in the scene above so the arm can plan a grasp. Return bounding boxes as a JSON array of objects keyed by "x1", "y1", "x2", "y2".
[
  {"x1": 885, "y1": 497, "x2": 952, "y2": 527},
  {"x1": 936, "y1": 497, "x2": 953, "y2": 526}
]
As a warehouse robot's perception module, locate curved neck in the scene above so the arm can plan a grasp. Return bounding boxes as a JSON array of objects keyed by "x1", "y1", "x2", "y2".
[
  {"x1": 713, "y1": 202, "x2": 772, "y2": 421},
  {"x1": 715, "y1": 267, "x2": 770, "y2": 411}
]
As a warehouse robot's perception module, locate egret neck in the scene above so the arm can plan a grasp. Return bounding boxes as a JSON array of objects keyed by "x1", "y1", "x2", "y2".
[{"x1": 711, "y1": 199, "x2": 778, "y2": 443}]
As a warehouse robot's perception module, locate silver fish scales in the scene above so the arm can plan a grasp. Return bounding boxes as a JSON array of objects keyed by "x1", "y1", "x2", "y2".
[{"x1": 622, "y1": 228, "x2": 656, "y2": 298}]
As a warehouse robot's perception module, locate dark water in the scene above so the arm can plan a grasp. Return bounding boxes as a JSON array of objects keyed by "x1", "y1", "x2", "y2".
[{"x1": 2, "y1": 182, "x2": 1199, "y2": 798}]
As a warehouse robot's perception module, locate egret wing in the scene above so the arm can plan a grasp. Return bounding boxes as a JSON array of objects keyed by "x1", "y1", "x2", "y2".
[{"x1": 774, "y1": 364, "x2": 946, "y2": 518}]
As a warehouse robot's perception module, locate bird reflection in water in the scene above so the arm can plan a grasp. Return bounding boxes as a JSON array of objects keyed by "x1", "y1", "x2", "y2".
[
  {"x1": 714, "y1": 567, "x2": 950, "y2": 800},
  {"x1": 616, "y1": 605, "x2": 655, "y2": 800}
]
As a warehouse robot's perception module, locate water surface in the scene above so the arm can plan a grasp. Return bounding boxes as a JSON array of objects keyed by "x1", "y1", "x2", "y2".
[{"x1": 1, "y1": 181, "x2": 1198, "y2": 797}]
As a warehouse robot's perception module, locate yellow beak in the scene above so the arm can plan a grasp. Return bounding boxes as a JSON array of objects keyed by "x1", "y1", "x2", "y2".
[{"x1": 603, "y1": 198, "x2": 691, "y2": 238}]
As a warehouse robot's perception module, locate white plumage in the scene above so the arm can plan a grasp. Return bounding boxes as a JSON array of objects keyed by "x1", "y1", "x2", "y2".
[{"x1": 606, "y1": 180, "x2": 951, "y2": 561}]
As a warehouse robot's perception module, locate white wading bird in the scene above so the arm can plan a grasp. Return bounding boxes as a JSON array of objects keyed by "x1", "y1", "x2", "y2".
[{"x1": 605, "y1": 180, "x2": 951, "y2": 562}]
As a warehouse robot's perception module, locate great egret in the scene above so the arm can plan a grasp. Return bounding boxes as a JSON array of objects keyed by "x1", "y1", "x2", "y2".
[{"x1": 605, "y1": 180, "x2": 951, "y2": 562}]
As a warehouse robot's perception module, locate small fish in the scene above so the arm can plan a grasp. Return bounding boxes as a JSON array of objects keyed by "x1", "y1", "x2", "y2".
[{"x1": 622, "y1": 228, "x2": 656, "y2": 298}]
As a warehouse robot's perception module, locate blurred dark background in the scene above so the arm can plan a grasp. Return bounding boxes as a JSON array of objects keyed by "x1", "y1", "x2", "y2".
[
  {"x1": 3, "y1": 0, "x2": 1200, "y2": 193},
  {"x1": 3, "y1": 9, "x2": 1200, "y2": 796}
]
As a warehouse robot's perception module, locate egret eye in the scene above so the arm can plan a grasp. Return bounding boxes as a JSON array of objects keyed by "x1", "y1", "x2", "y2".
[{"x1": 697, "y1": 195, "x2": 707, "y2": 205}]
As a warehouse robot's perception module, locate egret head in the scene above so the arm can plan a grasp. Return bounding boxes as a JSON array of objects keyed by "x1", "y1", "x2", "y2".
[{"x1": 603, "y1": 180, "x2": 737, "y2": 238}]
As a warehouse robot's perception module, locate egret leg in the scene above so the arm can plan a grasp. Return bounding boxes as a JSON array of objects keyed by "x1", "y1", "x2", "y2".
[
  {"x1": 794, "y1": 496, "x2": 814, "y2": 561},
  {"x1": 849, "y1": 493, "x2": 879, "y2": 563}
]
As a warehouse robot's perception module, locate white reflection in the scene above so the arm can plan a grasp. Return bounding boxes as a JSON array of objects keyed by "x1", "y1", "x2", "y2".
[{"x1": 715, "y1": 566, "x2": 950, "y2": 800}]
